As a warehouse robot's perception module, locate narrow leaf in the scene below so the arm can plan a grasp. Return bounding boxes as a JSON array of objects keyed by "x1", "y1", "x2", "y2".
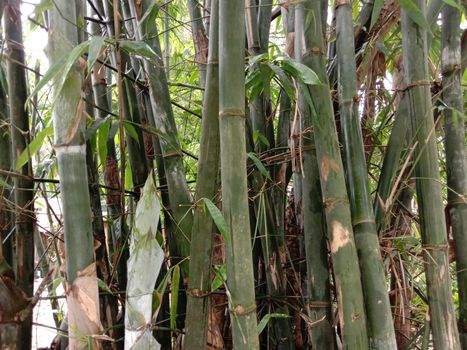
[
  {"x1": 202, "y1": 198, "x2": 228, "y2": 240},
  {"x1": 88, "y1": 36, "x2": 106, "y2": 72},
  {"x1": 370, "y1": 0, "x2": 384, "y2": 28},
  {"x1": 170, "y1": 265, "x2": 180, "y2": 334},
  {"x1": 257, "y1": 313, "x2": 290, "y2": 334},
  {"x1": 247, "y1": 152, "x2": 272, "y2": 180},
  {"x1": 397, "y1": 0, "x2": 431, "y2": 31},
  {"x1": 119, "y1": 40, "x2": 159, "y2": 59},
  {"x1": 280, "y1": 58, "x2": 322, "y2": 85},
  {"x1": 16, "y1": 125, "x2": 53, "y2": 170}
]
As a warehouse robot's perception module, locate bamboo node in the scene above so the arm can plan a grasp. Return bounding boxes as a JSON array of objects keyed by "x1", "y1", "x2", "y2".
[
  {"x1": 308, "y1": 300, "x2": 332, "y2": 308},
  {"x1": 219, "y1": 108, "x2": 245, "y2": 118},
  {"x1": 352, "y1": 218, "x2": 375, "y2": 226},
  {"x1": 447, "y1": 197, "x2": 467, "y2": 206},
  {"x1": 422, "y1": 243, "x2": 449, "y2": 251},
  {"x1": 335, "y1": 0, "x2": 351, "y2": 8},
  {"x1": 230, "y1": 303, "x2": 257, "y2": 316},
  {"x1": 398, "y1": 79, "x2": 431, "y2": 92},
  {"x1": 187, "y1": 288, "x2": 210, "y2": 298}
]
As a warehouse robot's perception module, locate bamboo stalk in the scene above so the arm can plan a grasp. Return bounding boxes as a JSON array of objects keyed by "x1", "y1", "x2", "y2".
[
  {"x1": 48, "y1": 1, "x2": 101, "y2": 347},
  {"x1": 296, "y1": 1, "x2": 369, "y2": 347},
  {"x1": 4, "y1": 2, "x2": 35, "y2": 347},
  {"x1": 441, "y1": 2, "x2": 467, "y2": 346},
  {"x1": 132, "y1": 0, "x2": 194, "y2": 278},
  {"x1": 219, "y1": 0, "x2": 259, "y2": 348},
  {"x1": 401, "y1": 0, "x2": 461, "y2": 347},
  {"x1": 335, "y1": 0, "x2": 397, "y2": 348},
  {"x1": 185, "y1": 1, "x2": 220, "y2": 347},
  {"x1": 294, "y1": 3, "x2": 335, "y2": 348}
]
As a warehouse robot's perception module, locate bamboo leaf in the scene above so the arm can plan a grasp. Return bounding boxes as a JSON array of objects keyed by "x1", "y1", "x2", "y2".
[
  {"x1": 397, "y1": 0, "x2": 431, "y2": 31},
  {"x1": 441, "y1": 0, "x2": 463, "y2": 10},
  {"x1": 211, "y1": 264, "x2": 227, "y2": 291},
  {"x1": 27, "y1": 41, "x2": 89, "y2": 106},
  {"x1": 370, "y1": 0, "x2": 384, "y2": 28},
  {"x1": 247, "y1": 152, "x2": 272, "y2": 180},
  {"x1": 170, "y1": 265, "x2": 180, "y2": 334},
  {"x1": 267, "y1": 63, "x2": 295, "y2": 99},
  {"x1": 257, "y1": 313, "x2": 290, "y2": 334},
  {"x1": 119, "y1": 40, "x2": 159, "y2": 59},
  {"x1": 279, "y1": 58, "x2": 322, "y2": 85},
  {"x1": 202, "y1": 198, "x2": 228, "y2": 240},
  {"x1": 123, "y1": 120, "x2": 140, "y2": 145},
  {"x1": 87, "y1": 36, "x2": 106, "y2": 72},
  {"x1": 16, "y1": 124, "x2": 53, "y2": 170},
  {"x1": 97, "y1": 278, "x2": 114, "y2": 296}
]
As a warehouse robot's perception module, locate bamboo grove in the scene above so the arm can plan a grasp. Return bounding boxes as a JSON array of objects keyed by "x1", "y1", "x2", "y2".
[{"x1": 0, "y1": 0, "x2": 465, "y2": 348}]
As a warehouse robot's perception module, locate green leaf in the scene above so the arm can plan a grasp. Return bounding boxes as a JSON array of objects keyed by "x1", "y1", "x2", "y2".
[
  {"x1": 370, "y1": 0, "x2": 384, "y2": 28},
  {"x1": 16, "y1": 125, "x2": 53, "y2": 170},
  {"x1": 252, "y1": 131, "x2": 271, "y2": 148},
  {"x1": 97, "y1": 119, "x2": 110, "y2": 165},
  {"x1": 397, "y1": 0, "x2": 431, "y2": 31},
  {"x1": 170, "y1": 265, "x2": 180, "y2": 333},
  {"x1": 441, "y1": 0, "x2": 463, "y2": 10},
  {"x1": 257, "y1": 313, "x2": 290, "y2": 334},
  {"x1": 28, "y1": 41, "x2": 89, "y2": 106},
  {"x1": 211, "y1": 264, "x2": 227, "y2": 291},
  {"x1": 202, "y1": 198, "x2": 228, "y2": 240},
  {"x1": 279, "y1": 58, "x2": 322, "y2": 85},
  {"x1": 97, "y1": 278, "x2": 114, "y2": 295},
  {"x1": 247, "y1": 152, "x2": 272, "y2": 180},
  {"x1": 123, "y1": 120, "x2": 140, "y2": 144},
  {"x1": 88, "y1": 36, "x2": 106, "y2": 72},
  {"x1": 267, "y1": 63, "x2": 295, "y2": 99},
  {"x1": 139, "y1": 2, "x2": 161, "y2": 35},
  {"x1": 119, "y1": 40, "x2": 159, "y2": 59}
]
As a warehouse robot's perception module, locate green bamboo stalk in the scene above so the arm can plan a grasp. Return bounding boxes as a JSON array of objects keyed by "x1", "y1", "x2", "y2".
[
  {"x1": 4, "y1": 2, "x2": 35, "y2": 348},
  {"x1": 294, "y1": 4, "x2": 335, "y2": 348},
  {"x1": 187, "y1": 0, "x2": 208, "y2": 87},
  {"x1": 246, "y1": 0, "x2": 275, "y2": 152},
  {"x1": 401, "y1": 1, "x2": 461, "y2": 347},
  {"x1": 48, "y1": 1, "x2": 101, "y2": 347},
  {"x1": 296, "y1": 1, "x2": 369, "y2": 348},
  {"x1": 441, "y1": 2, "x2": 467, "y2": 346},
  {"x1": 185, "y1": 1, "x2": 220, "y2": 347},
  {"x1": 132, "y1": 0, "x2": 194, "y2": 278},
  {"x1": 219, "y1": 1, "x2": 259, "y2": 348},
  {"x1": 335, "y1": 1, "x2": 397, "y2": 348}
]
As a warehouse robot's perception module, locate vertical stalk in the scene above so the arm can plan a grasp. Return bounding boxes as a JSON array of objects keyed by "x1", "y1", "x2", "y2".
[
  {"x1": 401, "y1": 1, "x2": 461, "y2": 347},
  {"x1": 441, "y1": 1, "x2": 467, "y2": 346},
  {"x1": 4, "y1": 2, "x2": 35, "y2": 348},
  {"x1": 187, "y1": 0, "x2": 208, "y2": 87},
  {"x1": 335, "y1": 0, "x2": 397, "y2": 348},
  {"x1": 133, "y1": 0, "x2": 194, "y2": 278},
  {"x1": 48, "y1": 1, "x2": 101, "y2": 347},
  {"x1": 297, "y1": 1, "x2": 369, "y2": 347},
  {"x1": 295, "y1": 3, "x2": 335, "y2": 348},
  {"x1": 185, "y1": 1, "x2": 219, "y2": 347},
  {"x1": 219, "y1": 0, "x2": 259, "y2": 348}
]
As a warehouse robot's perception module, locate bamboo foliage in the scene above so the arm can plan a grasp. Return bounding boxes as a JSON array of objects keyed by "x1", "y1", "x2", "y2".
[{"x1": 401, "y1": 1, "x2": 461, "y2": 347}]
